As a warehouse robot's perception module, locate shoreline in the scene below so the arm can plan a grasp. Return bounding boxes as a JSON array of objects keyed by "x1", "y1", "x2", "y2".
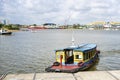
[
  {"x1": 7, "y1": 30, "x2": 20, "y2": 32},
  {"x1": 2, "y1": 70, "x2": 120, "y2": 80}
]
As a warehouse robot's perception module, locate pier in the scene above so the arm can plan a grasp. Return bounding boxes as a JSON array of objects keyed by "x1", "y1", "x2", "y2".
[{"x1": 1, "y1": 70, "x2": 120, "y2": 80}]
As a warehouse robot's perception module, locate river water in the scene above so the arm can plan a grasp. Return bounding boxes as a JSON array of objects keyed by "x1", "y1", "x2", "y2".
[{"x1": 0, "y1": 29, "x2": 120, "y2": 74}]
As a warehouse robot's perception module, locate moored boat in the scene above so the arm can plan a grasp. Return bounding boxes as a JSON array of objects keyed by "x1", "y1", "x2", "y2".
[
  {"x1": 45, "y1": 43, "x2": 100, "y2": 73},
  {"x1": 0, "y1": 29, "x2": 12, "y2": 35}
]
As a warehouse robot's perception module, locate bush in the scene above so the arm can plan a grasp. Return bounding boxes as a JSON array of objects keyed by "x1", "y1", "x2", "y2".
[
  {"x1": 4, "y1": 24, "x2": 20, "y2": 30},
  {"x1": 0, "y1": 24, "x2": 4, "y2": 29}
]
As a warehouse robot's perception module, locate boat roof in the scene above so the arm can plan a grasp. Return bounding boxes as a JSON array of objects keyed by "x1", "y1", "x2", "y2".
[{"x1": 56, "y1": 43, "x2": 97, "y2": 52}]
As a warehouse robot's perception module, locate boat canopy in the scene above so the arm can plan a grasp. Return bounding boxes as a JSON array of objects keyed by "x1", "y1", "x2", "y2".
[{"x1": 55, "y1": 43, "x2": 97, "y2": 52}]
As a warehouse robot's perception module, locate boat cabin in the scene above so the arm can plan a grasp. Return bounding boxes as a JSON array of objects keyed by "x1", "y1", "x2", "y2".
[
  {"x1": 45, "y1": 43, "x2": 100, "y2": 73},
  {"x1": 55, "y1": 44, "x2": 97, "y2": 65},
  {"x1": 0, "y1": 29, "x2": 12, "y2": 35}
]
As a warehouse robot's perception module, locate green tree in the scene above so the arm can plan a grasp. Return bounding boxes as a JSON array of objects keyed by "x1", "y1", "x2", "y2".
[
  {"x1": 73, "y1": 24, "x2": 80, "y2": 29},
  {"x1": 33, "y1": 24, "x2": 37, "y2": 26},
  {"x1": 4, "y1": 25, "x2": 12, "y2": 30},
  {"x1": 4, "y1": 24, "x2": 19, "y2": 30},
  {"x1": 0, "y1": 24, "x2": 4, "y2": 29}
]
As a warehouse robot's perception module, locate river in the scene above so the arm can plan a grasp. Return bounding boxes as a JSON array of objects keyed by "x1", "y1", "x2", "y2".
[{"x1": 0, "y1": 29, "x2": 120, "y2": 74}]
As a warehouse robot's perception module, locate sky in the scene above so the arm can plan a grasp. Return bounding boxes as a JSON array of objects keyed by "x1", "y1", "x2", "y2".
[{"x1": 0, "y1": 0, "x2": 120, "y2": 25}]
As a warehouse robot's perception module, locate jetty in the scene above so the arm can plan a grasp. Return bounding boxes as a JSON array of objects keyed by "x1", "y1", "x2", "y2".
[{"x1": 1, "y1": 70, "x2": 120, "y2": 80}]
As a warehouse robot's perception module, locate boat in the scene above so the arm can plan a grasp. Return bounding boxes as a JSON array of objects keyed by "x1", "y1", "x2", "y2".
[
  {"x1": 0, "y1": 29, "x2": 12, "y2": 35},
  {"x1": 45, "y1": 42, "x2": 100, "y2": 73}
]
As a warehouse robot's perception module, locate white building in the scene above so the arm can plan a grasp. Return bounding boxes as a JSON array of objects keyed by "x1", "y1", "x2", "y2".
[{"x1": 43, "y1": 23, "x2": 59, "y2": 29}]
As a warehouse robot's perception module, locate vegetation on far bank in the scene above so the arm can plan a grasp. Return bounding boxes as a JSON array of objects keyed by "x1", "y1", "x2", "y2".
[
  {"x1": 0, "y1": 24, "x2": 20, "y2": 30},
  {"x1": 0, "y1": 23, "x2": 88, "y2": 30}
]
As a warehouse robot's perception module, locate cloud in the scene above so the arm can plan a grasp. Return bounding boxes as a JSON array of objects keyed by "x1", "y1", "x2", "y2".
[{"x1": 0, "y1": 0, "x2": 120, "y2": 24}]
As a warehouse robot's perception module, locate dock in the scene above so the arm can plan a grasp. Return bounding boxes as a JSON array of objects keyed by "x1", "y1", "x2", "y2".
[{"x1": 1, "y1": 70, "x2": 120, "y2": 80}]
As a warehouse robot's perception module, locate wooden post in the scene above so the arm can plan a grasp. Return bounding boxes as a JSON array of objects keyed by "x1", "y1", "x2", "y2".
[{"x1": 60, "y1": 55, "x2": 63, "y2": 67}]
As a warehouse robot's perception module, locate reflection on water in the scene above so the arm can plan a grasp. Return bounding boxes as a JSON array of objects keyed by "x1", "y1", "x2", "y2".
[{"x1": 0, "y1": 29, "x2": 120, "y2": 74}]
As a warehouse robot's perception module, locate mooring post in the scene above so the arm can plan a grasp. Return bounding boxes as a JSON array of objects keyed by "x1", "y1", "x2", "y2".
[{"x1": 60, "y1": 55, "x2": 63, "y2": 67}]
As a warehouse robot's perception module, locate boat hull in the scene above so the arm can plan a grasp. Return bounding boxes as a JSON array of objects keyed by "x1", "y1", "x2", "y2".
[
  {"x1": 45, "y1": 52, "x2": 99, "y2": 73},
  {"x1": 0, "y1": 32, "x2": 12, "y2": 35}
]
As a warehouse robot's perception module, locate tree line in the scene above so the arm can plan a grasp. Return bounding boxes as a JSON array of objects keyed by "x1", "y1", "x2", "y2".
[{"x1": 0, "y1": 24, "x2": 20, "y2": 30}]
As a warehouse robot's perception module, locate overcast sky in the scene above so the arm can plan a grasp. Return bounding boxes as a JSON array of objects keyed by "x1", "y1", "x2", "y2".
[{"x1": 0, "y1": 0, "x2": 120, "y2": 25}]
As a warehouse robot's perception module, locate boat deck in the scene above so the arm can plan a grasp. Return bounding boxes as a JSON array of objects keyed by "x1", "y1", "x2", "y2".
[{"x1": 51, "y1": 65, "x2": 79, "y2": 70}]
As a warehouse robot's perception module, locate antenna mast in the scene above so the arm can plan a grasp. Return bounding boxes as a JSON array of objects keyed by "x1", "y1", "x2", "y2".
[
  {"x1": 71, "y1": 30, "x2": 75, "y2": 47},
  {"x1": 63, "y1": 11, "x2": 75, "y2": 47}
]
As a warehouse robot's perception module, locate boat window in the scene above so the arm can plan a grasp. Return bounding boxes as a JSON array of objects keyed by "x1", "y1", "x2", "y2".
[
  {"x1": 94, "y1": 49, "x2": 95, "y2": 53},
  {"x1": 92, "y1": 49, "x2": 95, "y2": 56},
  {"x1": 89, "y1": 52, "x2": 91, "y2": 59},
  {"x1": 90, "y1": 52, "x2": 92, "y2": 57},
  {"x1": 84, "y1": 51, "x2": 91, "y2": 60},
  {"x1": 84, "y1": 50, "x2": 95, "y2": 60},
  {"x1": 83, "y1": 53, "x2": 86, "y2": 60},
  {"x1": 92, "y1": 51, "x2": 94, "y2": 57},
  {"x1": 69, "y1": 51, "x2": 73, "y2": 56},
  {"x1": 92, "y1": 51, "x2": 93, "y2": 57},
  {"x1": 65, "y1": 50, "x2": 73, "y2": 57},
  {"x1": 89, "y1": 51, "x2": 91, "y2": 58},
  {"x1": 75, "y1": 55, "x2": 82, "y2": 59},
  {"x1": 86, "y1": 52, "x2": 88, "y2": 59}
]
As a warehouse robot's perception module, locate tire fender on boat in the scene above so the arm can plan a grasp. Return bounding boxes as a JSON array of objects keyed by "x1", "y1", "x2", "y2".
[
  {"x1": 96, "y1": 50, "x2": 100, "y2": 54},
  {"x1": 78, "y1": 62, "x2": 84, "y2": 67},
  {"x1": 53, "y1": 62, "x2": 60, "y2": 66}
]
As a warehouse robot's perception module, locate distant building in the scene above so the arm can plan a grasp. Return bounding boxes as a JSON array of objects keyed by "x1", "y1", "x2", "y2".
[
  {"x1": 87, "y1": 21, "x2": 105, "y2": 30},
  {"x1": 3, "y1": 20, "x2": 9, "y2": 25},
  {"x1": 28, "y1": 25, "x2": 46, "y2": 29},
  {"x1": 103, "y1": 22, "x2": 112, "y2": 30},
  {"x1": 103, "y1": 22, "x2": 112, "y2": 28},
  {"x1": 43, "y1": 23, "x2": 59, "y2": 29},
  {"x1": 0, "y1": 20, "x2": 3, "y2": 24},
  {"x1": 87, "y1": 21, "x2": 106, "y2": 26}
]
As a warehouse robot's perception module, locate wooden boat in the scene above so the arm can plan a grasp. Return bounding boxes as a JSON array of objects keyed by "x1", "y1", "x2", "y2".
[
  {"x1": 0, "y1": 29, "x2": 12, "y2": 35},
  {"x1": 45, "y1": 43, "x2": 100, "y2": 73}
]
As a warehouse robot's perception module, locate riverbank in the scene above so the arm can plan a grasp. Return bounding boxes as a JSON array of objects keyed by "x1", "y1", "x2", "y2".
[
  {"x1": 7, "y1": 30, "x2": 20, "y2": 32},
  {"x1": 1, "y1": 70, "x2": 120, "y2": 80}
]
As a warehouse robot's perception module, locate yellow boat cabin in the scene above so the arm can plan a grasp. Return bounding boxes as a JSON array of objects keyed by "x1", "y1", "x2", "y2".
[{"x1": 55, "y1": 44, "x2": 97, "y2": 65}]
